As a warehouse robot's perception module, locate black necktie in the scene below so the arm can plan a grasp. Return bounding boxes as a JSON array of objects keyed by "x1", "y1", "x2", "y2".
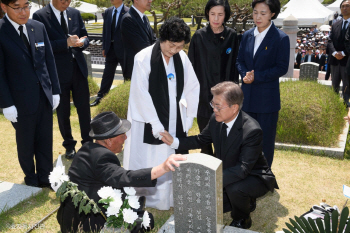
[
  {"x1": 111, "y1": 9, "x2": 117, "y2": 40},
  {"x1": 220, "y1": 123, "x2": 228, "y2": 158},
  {"x1": 143, "y1": 15, "x2": 150, "y2": 32},
  {"x1": 18, "y1": 25, "x2": 31, "y2": 52},
  {"x1": 60, "y1": 11, "x2": 68, "y2": 36},
  {"x1": 342, "y1": 21, "x2": 348, "y2": 38}
]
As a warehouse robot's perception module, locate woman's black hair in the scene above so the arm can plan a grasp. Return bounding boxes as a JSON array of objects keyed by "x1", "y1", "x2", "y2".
[
  {"x1": 251, "y1": 0, "x2": 281, "y2": 20},
  {"x1": 159, "y1": 17, "x2": 191, "y2": 44},
  {"x1": 204, "y1": 0, "x2": 231, "y2": 23}
]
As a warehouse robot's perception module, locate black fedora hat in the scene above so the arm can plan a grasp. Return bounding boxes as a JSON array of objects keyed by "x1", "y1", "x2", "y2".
[{"x1": 89, "y1": 112, "x2": 131, "y2": 140}]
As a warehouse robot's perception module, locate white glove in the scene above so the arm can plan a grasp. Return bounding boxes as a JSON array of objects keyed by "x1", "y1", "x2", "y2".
[
  {"x1": 52, "y1": 94, "x2": 60, "y2": 110},
  {"x1": 151, "y1": 121, "x2": 164, "y2": 140},
  {"x1": 186, "y1": 117, "x2": 194, "y2": 133},
  {"x1": 3, "y1": 105, "x2": 18, "y2": 122}
]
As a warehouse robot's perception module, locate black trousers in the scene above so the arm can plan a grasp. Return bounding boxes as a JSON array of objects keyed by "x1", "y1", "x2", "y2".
[
  {"x1": 12, "y1": 88, "x2": 53, "y2": 186},
  {"x1": 197, "y1": 115, "x2": 214, "y2": 156},
  {"x1": 223, "y1": 175, "x2": 269, "y2": 220},
  {"x1": 325, "y1": 58, "x2": 331, "y2": 80},
  {"x1": 56, "y1": 59, "x2": 92, "y2": 151},
  {"x1": 98, "y1": 44, "x2": 124, "y2": 98}
]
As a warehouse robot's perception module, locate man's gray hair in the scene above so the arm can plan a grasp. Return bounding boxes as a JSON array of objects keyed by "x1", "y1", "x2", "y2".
[{"x1": 211, "y1": 81, "x2": 244, "y2": 110}]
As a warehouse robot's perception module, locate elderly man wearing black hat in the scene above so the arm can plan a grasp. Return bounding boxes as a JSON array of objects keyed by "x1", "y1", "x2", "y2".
[{"x1": 57, "y1": 111, "x2": 186, "y2": 233}]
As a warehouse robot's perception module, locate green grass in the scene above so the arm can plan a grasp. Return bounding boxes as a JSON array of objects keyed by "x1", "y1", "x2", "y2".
[{"x1": 277, "y1": 80, "x2": 347, "y2": 147}]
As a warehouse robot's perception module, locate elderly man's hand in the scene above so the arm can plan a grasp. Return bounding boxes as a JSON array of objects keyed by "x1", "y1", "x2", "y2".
[
  {"x1": 151, "y1": 154, "x2": 187, "y2": 180},
  {"x1": 163, "y1": 154, "x2": 187, "y2": 172}
]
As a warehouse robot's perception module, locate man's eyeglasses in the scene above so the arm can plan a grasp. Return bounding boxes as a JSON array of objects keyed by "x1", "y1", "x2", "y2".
[
  {"x1": 209, "y1": 101, "x2": 229, "y2": 112},
  {"x1": 6, "y1": 4, "x2": 31, "y2": 13},
  {"x1": 59, "y1": 0, "x2": 72, "y2": 3}
]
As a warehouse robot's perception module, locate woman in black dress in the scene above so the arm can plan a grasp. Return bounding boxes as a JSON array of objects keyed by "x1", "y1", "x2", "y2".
[{"x1": 188, "y1": 0, "x2": 239, "y2": 155}]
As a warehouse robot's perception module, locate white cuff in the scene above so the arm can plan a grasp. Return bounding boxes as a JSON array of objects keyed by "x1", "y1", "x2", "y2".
[
  {"x1": 170, "y1": 137, "x2": 179, "y2": 149},
  {"x1": 342, "y1": 51, "x2": 346, "y2": 56},
  {"x1": 332, "y1": 52, "x2": 337, "y2": 57}
]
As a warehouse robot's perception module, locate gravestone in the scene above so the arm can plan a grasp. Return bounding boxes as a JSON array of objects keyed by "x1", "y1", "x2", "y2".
[
  {"x1": 173, "y1": 153, "x2": 223, "y2": 233},
  {"x1": 299, "y1": 62, "x2": 319, "y2": 81},
  {"x1": 83, "y1": 51, "x2": 93, "y2": 78}
]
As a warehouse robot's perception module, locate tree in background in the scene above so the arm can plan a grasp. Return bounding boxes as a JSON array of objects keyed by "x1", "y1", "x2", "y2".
[{"x1": 149, "y1": 0, "x2": 182, "y2": 37}]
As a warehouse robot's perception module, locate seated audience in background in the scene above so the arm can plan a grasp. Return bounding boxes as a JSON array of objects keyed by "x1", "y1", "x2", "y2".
[
  {"x1": 295, "y1": 47, "x2": 301, "y2": 69},
  {"x1": 57, "y1": 112, "x2": 186, "y2": 233},
  {"x1": 160, "y1": 82, "x2": 278, "y2": 230}
]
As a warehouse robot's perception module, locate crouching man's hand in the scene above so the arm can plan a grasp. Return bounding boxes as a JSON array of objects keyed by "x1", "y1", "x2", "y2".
[{"x1": 151, "y1": 154, "x2": 187, "y2": 180}]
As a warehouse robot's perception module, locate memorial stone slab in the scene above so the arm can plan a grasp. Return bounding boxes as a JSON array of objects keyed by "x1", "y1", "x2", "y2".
[
  {"x1": 173, "y1": 153, "x2": 223, "y2": 233},
  {"x1": 83, "y1": 51, "x2": 93, "y2": 78},
  {"x1": 299, "y1": 62, "x2": 319, "y2": 81},
  {"x1": 0, "y1": 181, "x2": 42, "y2": 214}
]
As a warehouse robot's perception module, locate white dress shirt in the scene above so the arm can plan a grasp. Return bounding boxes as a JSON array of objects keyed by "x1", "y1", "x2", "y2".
[
  {"x1": 132, "y1": 5, "x2": 146, "y2": 23},
  {"x1": 253, "y1": 22, "x2": 272, "y2": 57},
  {"x1": 50, "y1": 3, "x2": 68, "y2": 31},
  {"x1": 6, "y1": 14, "x2": 30, "y2": 42}
]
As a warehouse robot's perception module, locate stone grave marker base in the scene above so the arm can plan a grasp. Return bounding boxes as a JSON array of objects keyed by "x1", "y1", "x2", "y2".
[{"x1": 158, "y1": 215, "x2": 259, "y2": 233}]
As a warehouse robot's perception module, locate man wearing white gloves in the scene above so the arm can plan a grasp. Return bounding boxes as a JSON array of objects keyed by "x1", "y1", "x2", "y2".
[{"x1": 0, "y1": 0, "x2": 61, "y2": 188}]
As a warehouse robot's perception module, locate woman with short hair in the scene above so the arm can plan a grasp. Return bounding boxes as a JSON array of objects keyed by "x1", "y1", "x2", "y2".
[
  {"x1": 236, "y1": 0, "x2": 290, "y2": 167},
  {"x1": 123, "y1": 17, "x2": 200, "y2": 210},
  {"x1": 188, "y1": 0, "x2": 239, "y2": 156}
]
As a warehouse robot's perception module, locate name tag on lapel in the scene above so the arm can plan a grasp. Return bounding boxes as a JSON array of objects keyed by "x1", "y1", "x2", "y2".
[{"x1": 35, "y1": 42, "x2": 45, "y2": 48}]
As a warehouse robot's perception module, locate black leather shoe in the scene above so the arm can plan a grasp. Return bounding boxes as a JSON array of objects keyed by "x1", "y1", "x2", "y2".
[
  {"x1": 90, "y1": 97, "x2": 102, "y2": 107},
  {"x1": 250, "y1": 198, "x2": 257, "y2": 212},
  {"x1": 64, "y1": 149, "x2": 76, "y2": 159},
  {"x1": 39, "y1": 182, "x2": 54, "y2": 191},
  {"x1": 230, "y1": 216, "x2": 252, "y2": 229}
]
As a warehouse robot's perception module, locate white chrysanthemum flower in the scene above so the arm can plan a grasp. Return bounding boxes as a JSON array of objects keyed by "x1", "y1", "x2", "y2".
[
  {"x1": 122, "y1": 208, "x2": 138, "y2": 224},
  {"x1": 97, "y1": 186, "x2": 115, "y2": 199},
  {"x1": 141, "y1": 211, "x2": 151, "y2": 229},
  {"x1": 105, "y1": 203, "x2": 120, "y2": 217},
  {"x1": 111, "y1": 188, "x2": 122, "y2": 200},
  {"x1": 128, "y1": 196, "x2": 140, "y2": 209},
  {"x1": 49, "y1": 166, "x2": 69, "y2": 191},
  {"x1": 123, "y1": 187, "x2": 136, "y2": 196}
]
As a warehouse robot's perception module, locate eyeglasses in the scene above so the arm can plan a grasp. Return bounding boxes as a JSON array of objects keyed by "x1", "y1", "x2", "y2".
[
  {"x1": 209, "y1": 101, "x2": 229, "y2": 111},
  {"x1": 6, "y1": 4, "x2": 31, "y2": 13},
  {"x1": 59, "y1": 0, "x2": 72, "y2": 3}
]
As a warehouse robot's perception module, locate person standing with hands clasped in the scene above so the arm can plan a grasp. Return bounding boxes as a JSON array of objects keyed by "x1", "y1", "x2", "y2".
[
  {"x1": 0, "y1": 0, "x2": 61, "y2": 187},
  {"x1": 236, "y1": 0, "x2": 290, "y2": 167},
  {"x1": 188, "y1": 0, "x2": 239, "y2": 156},
  {"x1": 33, "y1": 0, "x2": 92, "y2": 160}
]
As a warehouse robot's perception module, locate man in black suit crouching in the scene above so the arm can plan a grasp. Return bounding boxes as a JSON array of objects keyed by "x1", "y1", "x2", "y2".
[
  {"x1": 120, "y1": 0, "x2": 156, "y2": 81},
  {"x1": 160, "y1": 81, "x2": 278, "y2": 229},
  {"x1": 0, "y1": 0, "x2": 61, "y2": 187},
  {"x1": 33, "y1": 0, "x2": 92, "y2": 159},
  {"x1": 90, "y1": 0, "x2": 129, "y2": 106}
]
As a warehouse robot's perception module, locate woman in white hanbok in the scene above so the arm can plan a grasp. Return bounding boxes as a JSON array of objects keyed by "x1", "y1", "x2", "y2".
[{"x1": 123, "y1": 17, "x2": 200, "y2": 210}]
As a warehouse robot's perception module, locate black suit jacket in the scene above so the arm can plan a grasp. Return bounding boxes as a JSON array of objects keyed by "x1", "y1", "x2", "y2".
[
  {"x1": 102, "y1": 5, "x2": 129, "y2": 57},
  {"x1": 178, "y1": 111, "x2": 277, "y2": 192},
  {"x1": 120, "y1": 6, "x2": 156, "y2": 79},
  {"x1": 57, "y1": 142, "x2": 156, "y2": 232},
  {"x1": 295, "y1": 52, "x2": 301, "y2": 68},
  {"x1": 0, "y1": 17, "x2": 60, "y2": 115},
  {"x1": 328, "y1": 19, "x2": 349, "y2": 66},
  {"x1": 344, "y1": 25, "x2": 350, "y2": 74},
  {"x1": 33, "y1": 5, "x2": 89, "y2": 83}
]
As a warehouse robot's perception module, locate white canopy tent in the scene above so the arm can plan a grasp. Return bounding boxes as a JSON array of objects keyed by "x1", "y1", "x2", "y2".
[
  {"x1": 327, "y1": 0, "x2": 342, "y2": 13},
  {"x1": 74, "y1": 1, "x2": 100, "y2": 14},
  {"x1": 274, "y1": 0, "x2": 334, "y2": 26},
  {"x1": 29, "y1": 2, "x2": 42, "y2": 19}
]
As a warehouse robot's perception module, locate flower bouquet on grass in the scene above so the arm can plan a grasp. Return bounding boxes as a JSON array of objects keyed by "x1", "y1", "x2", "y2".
[{"x1": 98, "y1": 186, "x2": 150, "y2": 231}]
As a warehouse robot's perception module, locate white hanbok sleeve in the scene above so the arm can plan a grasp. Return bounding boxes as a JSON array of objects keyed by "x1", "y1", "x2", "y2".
[
  {"x1": 128, "y1": 51, "x2": 165, "y2": 137},
  {"x1": 181, "y1": 51, "x2": 200, "y2": 120}
]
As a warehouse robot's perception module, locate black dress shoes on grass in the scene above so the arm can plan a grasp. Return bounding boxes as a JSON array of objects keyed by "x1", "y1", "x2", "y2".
[
  {"x1": 230, "y1": 216, "x2": 252, "y2": 229},
  {"x1": 64, "y1": 149, "x2": 76, "y2": 159},
  {"x1": 90, "y1": 97, "x2": 102, "y2": 107},
  {"x1": 250, "y1": 197, "x2": 257, "y2": 212}
]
